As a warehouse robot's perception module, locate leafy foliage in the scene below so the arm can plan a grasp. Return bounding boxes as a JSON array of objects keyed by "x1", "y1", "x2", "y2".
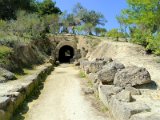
[
  {"x1": 0, "y1": 0, "x2": 37, "y2": 20},
  {"x1": 60, "y1": 3, "x2": 107, "y2": 35},
  {"x1": 106, "y1": 29, "x2": 126, "y2": 40},
  {"x1": 0, "y1": 46, "x2": 12, "y2": 65},
  {"x1": 37, "y1": 0, "x2": 62, "y2": 16},
  {"x1": 118, "y1": 0, "x2": 160, "y2": 55},
  {"x1": 95, "y1": 27, "x2": 107, "y2": 36}
]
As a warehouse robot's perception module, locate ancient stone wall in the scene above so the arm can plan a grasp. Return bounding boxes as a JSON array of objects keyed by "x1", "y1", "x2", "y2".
[
  {"x1": 79, "y1": 58, "x2": 159, "y2": 120},
  {"x1": 0, "y1": 63, "x2": 53, "y2": 120}
]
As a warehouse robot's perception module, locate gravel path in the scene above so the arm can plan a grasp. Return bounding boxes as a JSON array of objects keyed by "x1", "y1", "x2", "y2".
[{"x1": 24, "y1": 64, "x2": 110, "y2": 120}]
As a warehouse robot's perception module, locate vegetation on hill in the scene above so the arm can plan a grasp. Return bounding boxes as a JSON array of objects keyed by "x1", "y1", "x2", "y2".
[
  {"x1": 0, "y1": 0, "x2": 61, "y2": 72},
  {"x1": 106, "y1": 29, "x2": 127, "y2": 40},
  {"x1": 0, "y1": 0, "x2": 160, "y2": 73}
]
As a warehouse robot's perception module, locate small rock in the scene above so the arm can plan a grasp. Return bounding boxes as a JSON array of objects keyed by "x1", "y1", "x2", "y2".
[
  {"x1": 55, "y1": 61, "x2": 60, "y2": 65},
  {"x1": 0, "y1": 77, "x2": 6, "y2": 83},
  {"x1": 74, "y1": 61, "x2": 80, "y2": 66},
  {"x1": 0, "y1": 67, "x2": 16, "y2": 81},
  {"x1": 83, "y1": 88, "x2": 94, "y2": 95},
  {"x1": 116, "y1": 90, "x2": 132, "y2": 102}
]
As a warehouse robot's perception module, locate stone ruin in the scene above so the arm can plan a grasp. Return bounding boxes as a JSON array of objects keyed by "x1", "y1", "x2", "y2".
[{"x1": 79, "y1": 57, "x2": 159, "y2": 120}]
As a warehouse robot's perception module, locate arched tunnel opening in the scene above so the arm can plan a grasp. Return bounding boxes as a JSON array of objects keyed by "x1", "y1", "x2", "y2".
[{"x1": 58, "y1": 45, "x2": 74, "y2": 63}]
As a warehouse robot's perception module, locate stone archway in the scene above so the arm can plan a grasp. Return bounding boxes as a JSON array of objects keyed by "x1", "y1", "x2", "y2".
[
  {"x1": 55, "y1": 41, "x2": 77, "y2": 63},
  {"x1": 58, "y1": 45, "x2": 74, "y2": 63}
]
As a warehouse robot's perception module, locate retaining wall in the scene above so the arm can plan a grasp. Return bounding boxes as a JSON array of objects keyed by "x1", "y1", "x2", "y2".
[{"x1": 0, "y1": 63, "x2": 53, "y2": 120}]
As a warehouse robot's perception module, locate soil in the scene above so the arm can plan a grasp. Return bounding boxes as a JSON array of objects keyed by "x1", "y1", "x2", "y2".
[{"x1": 23, "y1": 64, "x2": 111, "y2": 120}]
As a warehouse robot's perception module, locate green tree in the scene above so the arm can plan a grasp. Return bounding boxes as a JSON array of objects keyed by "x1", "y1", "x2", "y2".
[
  {"x1": 73, "y1": 3, "x2": 107, "y2": 35},
  {"x1": 118, "y1": 0, "x2": 160, "y2": 55},
  {"x1": 0, "y1": 0, "x2": 37, "y2": 20},
  {"x1": 95, "y1": 27, "x2": 107, "y2": 36},
  {"x1": 38, "y1": 0, "x2": 62, "y2": 16},
  {"x1": 106, "y1": 29, "x2": 125, "y2": 40},
  {"x1": 43, "y1": 14, "x2": 60, "y2": 34}
]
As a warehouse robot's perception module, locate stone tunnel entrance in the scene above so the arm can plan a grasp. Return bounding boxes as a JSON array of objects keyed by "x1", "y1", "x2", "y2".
[{"x1": 58, "y1": 45, "x2": 74, "y2": 63}]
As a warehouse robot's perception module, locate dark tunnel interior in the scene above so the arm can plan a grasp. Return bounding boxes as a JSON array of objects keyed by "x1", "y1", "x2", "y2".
[{"x1": 58, "y1": 45, "x2": 74, "y2": 63}]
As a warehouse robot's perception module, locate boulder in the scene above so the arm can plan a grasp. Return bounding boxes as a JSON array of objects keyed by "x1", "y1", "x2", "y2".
[
  {"x1": 97, "y1": 65, "x2": 117, "y2": 84},
  {"x1": 0, "y1": 77, "x2": 6, "y2": 83},
  {"x1": 115, "y1": 90, "x2": 132, "y2": 102},
  {"x1": 125, "y1": 86, "x2": 141, "y2": 95},
  {"x1": 104, "y1": 61, "x2": 125, "y2": 70},
  {"x1": 88, "y1": 73, "x2": 98, "y2": 83},
  {"x1": 74, "y1": 61, "x2": 80, "y2": 66},
  {"x1": 97, "y1": 62, "x2": 125, "y2": 84},
  {"x1": 109, "y1": 98, "x2": 151, "y2": 120},
  {"x1": 130, "y1": 112, "x2": 160, "y2": 120},
  {"x1": 88, "y1": 60, "x2": 105, "y2": 73},
  {"x1": 49, "y1": 57, "x2": 55, "y2": 65},
  {"x1": 0, "y1": 97, "x2": 10, "y2": 109},
  {"x1": 0, "y1": 67, "x2": 16, "y2": 82},
  {"x1": 114, "y1": 66, "x2": 151, "y2": 87},
  {"x1": 80, "y1": 59, "x2": 90, "y2": 71},
  {"x1": 98, "y1": 85, "x2": 123, "y2": 106}
]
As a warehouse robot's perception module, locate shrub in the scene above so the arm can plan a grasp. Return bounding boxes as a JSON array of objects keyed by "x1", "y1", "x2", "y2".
[
  {"x1": 0, "y1": 46, "x2": 12, "y2": 59},
  {"x1": 43, "y1": 14, "x2": 60, "y2": 34},
  {"x1": 146, "y1": 33, "x2": 160, "y2": 55},
  {"x1": 106, "y1": 29, "x2": 126, "y2": 40},
  {"x1": 0, "y1": 46, "x2": 12, "y2": 65},
  {"x1": 130, "y1": 29, "x2": 149, "y2": 46}
]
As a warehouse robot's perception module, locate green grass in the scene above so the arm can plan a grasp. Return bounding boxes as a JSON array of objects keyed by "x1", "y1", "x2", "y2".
[
  {"x1": 15, "y1": 66, "x2": 36, "y2": 79},
  {"x1": 79, "y1": 70, "x2": 86, "y2": 78},
  {"x1": 87, "y1": 80, "x2": 93, "y2": 88}
]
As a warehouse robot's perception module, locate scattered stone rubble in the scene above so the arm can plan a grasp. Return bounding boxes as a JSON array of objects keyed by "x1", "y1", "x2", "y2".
[{"x1": 79, "y1": 57, "x2": 159, "y2": 120}]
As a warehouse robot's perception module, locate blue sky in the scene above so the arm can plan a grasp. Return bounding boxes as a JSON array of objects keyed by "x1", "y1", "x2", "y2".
[{"x1": 39, "y1": 0, "x2": 128, "y2": 30}]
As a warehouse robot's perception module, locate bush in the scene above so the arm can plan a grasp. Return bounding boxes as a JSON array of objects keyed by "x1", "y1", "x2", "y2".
[
  {"x1": 0, "y1": 46, "x2": 12, "y2": 65},
  {"x1": 43, "y1": 14, "x2": 60, "y2": 34},
  {"x1": 146, "y1": 33, "x2": 160, "y2": 55},
  {"x1": 0, "y1": 46, "x2": 12, "y2": 59},
  {"x1": 0, "y1": 11, "x2": 48, "y2": 46},
  {"x1": 130, "y1": 29, "x2": 149, "y2": 46},
  {"x1": 106, "y1": 29, "x2": 126, "y2": 40},
  {"x1": 9, "y1": 11, "x2": 46, "y2": 40},
  {"x1": 130, "y1": 28, "x2": 160, "y2": 55}
]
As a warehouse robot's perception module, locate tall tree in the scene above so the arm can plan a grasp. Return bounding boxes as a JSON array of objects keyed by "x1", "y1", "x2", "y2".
[
  {"x1": 38, "y1": 0, "x2": 62, "y2": 16},
  {"x1": 72, "y1": 3, "x2": 107, "y2": 35},
  {"x1": 118, "y1": 0, "x2": 160, "y2": 54},
  {"x1": 118, "y1": 0, "x2": 160, "y2": 33},
  {"x1": 0, "y1": 0, "x2": 37, "y2": 20}
]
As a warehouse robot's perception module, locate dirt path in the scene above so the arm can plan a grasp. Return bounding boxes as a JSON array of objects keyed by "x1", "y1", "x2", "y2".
[{"x1": 24, "y1": 64, "x2": 110, "y2": 120}]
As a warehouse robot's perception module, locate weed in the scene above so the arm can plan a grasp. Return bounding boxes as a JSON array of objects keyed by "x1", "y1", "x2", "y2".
[{"x1": 79, "y1": 70, "x2": 86, "y2": 78}]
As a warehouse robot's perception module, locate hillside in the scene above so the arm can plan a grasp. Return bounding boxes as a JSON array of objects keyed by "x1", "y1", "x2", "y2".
[{"x1": 87, "y1": 40, "x2": 160, "y2": 87}]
